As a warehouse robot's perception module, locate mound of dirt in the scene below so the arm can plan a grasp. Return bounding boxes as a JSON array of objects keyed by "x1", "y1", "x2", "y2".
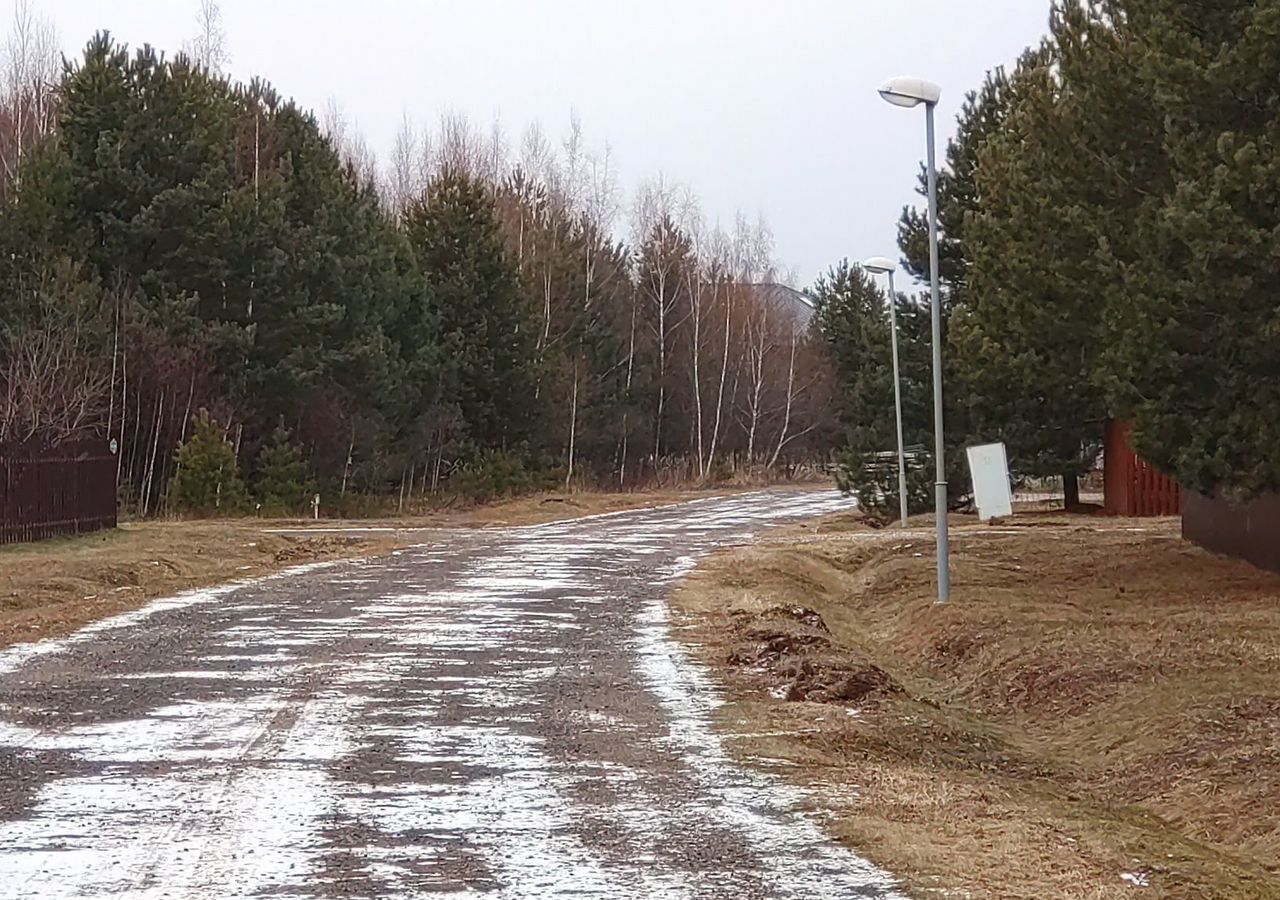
[
  {"x1": 778, "y1": 656, "x2": 902, "y2": 704},
  {"x1": 272, "y1": 536, "x2": 364, "y2": 563},
  {"x1": 726, "y1": 605, "x2": 901, "y2": 705}
]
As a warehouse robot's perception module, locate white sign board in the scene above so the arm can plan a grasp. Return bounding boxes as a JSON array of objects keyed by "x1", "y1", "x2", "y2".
[{"x1": 966, "y1": 442, "x2": 1013, "y2": 521}]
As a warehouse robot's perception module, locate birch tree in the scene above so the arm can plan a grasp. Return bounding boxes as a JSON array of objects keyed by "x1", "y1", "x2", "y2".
[
  {"x1": 0, "y1": 0, "x2": 58, "y2": 196},
  {"x1": 386, "y1": 113, "x2": 421, "y2": 219},
  {"x1": 632, "y1": 176, "x2": 690, "y2": 464},
  {"x1": 186, "y1": 0, "x2": 230, "y2": 74},
  {"x1": 322, "y1": 98, "x2": 377, "y2": 185}
]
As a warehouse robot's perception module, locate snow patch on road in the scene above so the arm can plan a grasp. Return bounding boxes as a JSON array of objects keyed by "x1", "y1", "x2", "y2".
[
  {"x1": 0, "y1": 559, "x2": 349, "y2": 678},
  {"x1": 0, "y1": 489, "x2": 886, "y2": 899},
  {"x1": 630, "y1": 555, "x2": 907, "y2": 900}
]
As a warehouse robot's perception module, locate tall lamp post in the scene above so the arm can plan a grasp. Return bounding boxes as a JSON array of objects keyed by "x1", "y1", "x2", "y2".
[
  {"x1": 879, "y1": 75, "x2": 950, "y2": 604},
  {"x1": 863, "y1": 257, "x2": 908, "y2": 529}
]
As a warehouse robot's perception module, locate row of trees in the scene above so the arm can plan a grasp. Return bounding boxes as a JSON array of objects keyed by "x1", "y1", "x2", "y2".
[
  {"x1": 0, "y1": 3, "x2": 829, "y2": 516},
  {"x1": 818, "y1": 0, "x2": 1280, "y2": 510}
]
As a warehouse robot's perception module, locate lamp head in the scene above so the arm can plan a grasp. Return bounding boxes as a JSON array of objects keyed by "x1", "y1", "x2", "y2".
[
  {"x1": 878, "y1": 76, "x2": 942, "y2": 108},
  {"x1": 862, "y1": 256, "x2": 896, "y2": 275}
]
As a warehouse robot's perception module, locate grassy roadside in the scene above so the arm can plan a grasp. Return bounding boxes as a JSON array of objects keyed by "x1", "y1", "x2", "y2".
[
  {"x1": 673, "y1": 512, "x2": 1280, "y2": 899},
  {"x1": 0, "y1": 521, "x2": 392, "y2": 651},
  {"x1": 0, "y1": 487, "x2": 766, "y2": 652}
]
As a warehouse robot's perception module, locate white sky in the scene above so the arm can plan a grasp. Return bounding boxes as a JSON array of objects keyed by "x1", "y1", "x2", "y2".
[{"x1": 6, "y1": 0, "x2": 1052, "y2": 285}]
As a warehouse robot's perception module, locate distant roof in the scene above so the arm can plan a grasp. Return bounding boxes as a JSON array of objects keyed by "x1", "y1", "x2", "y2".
[{"x1": 750, "y1": 282, "x2": 815, "y2": 327}]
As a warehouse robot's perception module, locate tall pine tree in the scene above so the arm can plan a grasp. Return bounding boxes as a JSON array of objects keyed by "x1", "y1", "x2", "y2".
[{"x1": 404, "y1": 173, "x2": 539, "y2": 456}]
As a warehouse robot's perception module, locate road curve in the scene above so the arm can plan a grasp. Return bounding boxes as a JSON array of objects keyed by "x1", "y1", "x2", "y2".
[{"x1": 0, "y1": 490, "x2": 904, "y2": 899}]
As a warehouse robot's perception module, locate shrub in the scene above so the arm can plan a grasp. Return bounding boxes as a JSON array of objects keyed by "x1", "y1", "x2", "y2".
[
  {"x1": 451, "y1": 449, "x2": 558, "y2": 503},
  {"x1": 171, "y1": 411, "x2": 247, "y2": 516},
  {"x1": 254, "y1": 427, "x2": 312, "y2": 515},
  {"x1": 833, "y1": 447, "x2": 933, "y2": 518}
]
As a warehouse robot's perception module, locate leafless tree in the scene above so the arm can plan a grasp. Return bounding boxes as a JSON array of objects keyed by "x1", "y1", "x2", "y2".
[
  {"x1": 185, "y1": 0, "x2": 230, "y2": 74},
  {"x1": 0, "y1": 275, "x2": 112, "y2": 447},
  {"x1": 739, "y1": 286, "x2": 778, "y2": 463},
  {"x1": 0, "y1": 0, "x2": 59, "y2": 195},
  {"x1": 677, "y1": 198, "x2": 713, "y2": 476},
  {"x1": 386, "y1": 113, "x2": 421, "y2": 218},
  {"x1": 767, "y1": 321, "x2": 820, "y2": 469},
  {"x1": 701, "y1": 226, "x2": 738, "y2": 476},
  {"x1": 481, "y1": 116, "x2": 509, "y2": 188},
  {"x1": 519, "y1": 121, "x2": 553, "y2": 189},
  {"x1": 432, "y1": 110, "x2": 487, "y2": 181},
  {"x1": 632, "y1": 175, "x2": 689, "y2": 462},
  {"x1": 563, "y1": 129, "x2": 622, "y2": 488},
  {"x1": 322, "y1": 97, "x2": 377, "y2": 185}
]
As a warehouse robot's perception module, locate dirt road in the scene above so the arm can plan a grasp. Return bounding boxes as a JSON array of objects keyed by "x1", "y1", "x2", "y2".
[{"x1": 0, "y1": 491, "x2": 903, "y2": 899}]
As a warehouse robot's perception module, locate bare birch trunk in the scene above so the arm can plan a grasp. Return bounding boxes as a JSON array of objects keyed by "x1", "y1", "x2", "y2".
[
  {"x1": 769, "y1": 328, "x2": 800, "y2": 469},
  {"x1": 565, "y1": 361, "x2": 579, "y2": 490},
  {"x1": 340, "y1": 425, "x2": 355, "y2": 497},
  {"x1": 126, "y1": 380, "x2": 142, "y2": 506},
  {"x1": 107, "y1": 299, "x2": 119, "y2": 443},
  {"x1": 116, "y1": 348, "x2": 128, "y2": 489},
  {"x1": 654, "y1": 278, "x2": 666, "y2": 463},
  {"x1": 142, "y1": 392, "x2": 164, "y2": 517},
  {"x1": 619, "y1": 288, "x2": 638, "y2": 487},
  {"x1": 180, "y1": 375, "x2": 195, "y2": 442},
  {"x1": 689, "y1": 284, "x2": 705, "y2": 478},
  {"x1": 706, "y1": 281, "x2": 734, "y2": 474}
]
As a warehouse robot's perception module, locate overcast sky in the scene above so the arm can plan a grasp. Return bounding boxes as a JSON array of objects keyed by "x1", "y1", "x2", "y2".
[{"x1": 6, "y1": 0, "x2": 1052, "y2": 285}]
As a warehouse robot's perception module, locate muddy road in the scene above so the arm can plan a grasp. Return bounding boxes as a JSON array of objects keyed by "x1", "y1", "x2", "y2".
[{"x1": 0, "y1": 491, "x2": 903, "y2": 899}]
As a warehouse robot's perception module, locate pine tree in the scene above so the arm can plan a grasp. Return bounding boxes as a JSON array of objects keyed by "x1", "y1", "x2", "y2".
[
  {"x1": 1081, "y1": 0, "x2": 1280, "y2": 497},
  {"x1": 254, "y1": 425, "x2": 310, "y2": 513},
  {"x1": 812, "y1": 262, "x2": 918, "y2": 513},
  {"x1": 954, "y1": 46, "x2": 1105, "y2": 505},
  {"x1": 2, "y1": 27, "x2": 841, "y2": 505},
  {"x1": 171, "y1": 410, "x2": 246, "y2": 515},
  {"x1": 892, "y1": 66, "x2": 1022, "y2": 498},
  {"x1": 403, "y1": 172, "x2": 539, "y2": 455}
]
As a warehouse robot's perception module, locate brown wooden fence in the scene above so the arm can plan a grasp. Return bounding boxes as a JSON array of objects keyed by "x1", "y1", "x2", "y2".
[
  {"x1": 1184, "y1": 491, "x2": 1280, "y2": 574},
  {"x1": 1103, "y1": 420, "x2": 1181, "y2": 516},
  {"x1": 0, "y1": 440, "x2": 118, "y2": 545}
]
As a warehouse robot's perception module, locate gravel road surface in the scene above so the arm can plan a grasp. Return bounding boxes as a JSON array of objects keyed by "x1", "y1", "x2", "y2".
[{"x1": 0, "y1": 490, "x2": 903, "y2": 899}]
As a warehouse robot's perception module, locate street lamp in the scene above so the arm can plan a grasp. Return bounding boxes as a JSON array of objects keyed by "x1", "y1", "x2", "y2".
[
  {"x1": 863, "y1": 257, "x2": 908, "y2": 529},
  {"x1": 879, "y1": 75, "x2": 950, "y2": 604}
]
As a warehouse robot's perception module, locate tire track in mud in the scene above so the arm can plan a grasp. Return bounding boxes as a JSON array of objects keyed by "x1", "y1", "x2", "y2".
[{"x1": 0, "y1": 491, "x2": 906, "y2": 899}]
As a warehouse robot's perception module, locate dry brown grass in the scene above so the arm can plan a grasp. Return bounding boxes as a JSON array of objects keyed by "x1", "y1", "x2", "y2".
[{"x1": 675, "y1": 513, "x2": 1280, "y2": 899}]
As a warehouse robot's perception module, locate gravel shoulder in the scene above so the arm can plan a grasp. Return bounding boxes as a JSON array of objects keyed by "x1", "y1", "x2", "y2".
[{"x1": 671, "y1": 511, "x2": 1280, "y2": 899}]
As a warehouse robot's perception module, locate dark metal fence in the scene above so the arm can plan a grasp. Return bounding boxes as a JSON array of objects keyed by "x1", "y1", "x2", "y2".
[
  {"x1": 0, "y1": 440, "x2": 117, "y2": 545},
  {"x1": 1183, "y1": 491, "x2": 1280, "y2": 574}
]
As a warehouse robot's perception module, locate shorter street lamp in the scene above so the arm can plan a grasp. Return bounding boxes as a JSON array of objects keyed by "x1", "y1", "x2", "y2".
[{"x1": 863, "y1": 257, "x2": 908, "y2": 528}]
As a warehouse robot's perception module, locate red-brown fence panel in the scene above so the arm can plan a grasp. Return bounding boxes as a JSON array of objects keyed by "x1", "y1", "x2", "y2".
[
  {"x1": 0, "y1": 440, "x2": 117, "y2": 545},
  {"x1": 1103, "y1": 420, "x2": 1181, "y2": 517}
]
